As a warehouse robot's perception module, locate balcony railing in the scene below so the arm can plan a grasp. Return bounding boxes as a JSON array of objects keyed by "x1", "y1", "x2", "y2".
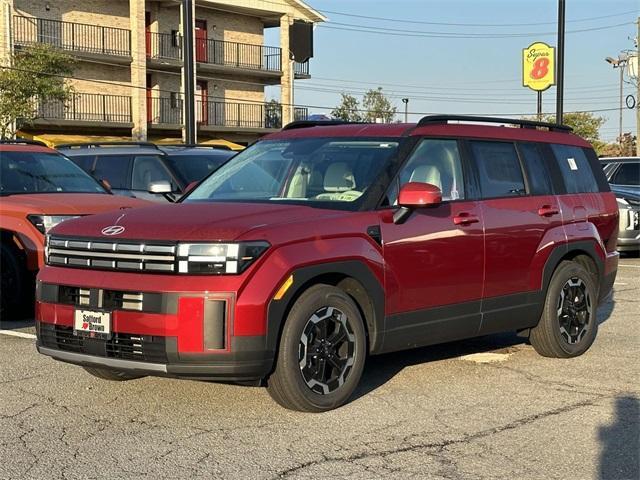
[
  {"x1": 196, "y1": 100, "x2": 282, "y2": 129},
  {"x1": 13, "y1": 16, "x2": 131, "y2": 57},
  {"x1": 146, "y1": 31, "x2": 182, "y2": 61},
  {"x1": 196, "y1": 38, "x2": 282, "y2": 73},
  {"x1": 35, "y1": 93, "x2": 132, "y2": 123},
  {"x1": 294, "y1": 60, "x2": 310, "y2": 77},
  {"x1": 294, "y1": 107, "x2": 309, "y2": 121},
  {"x1": 148, "y1": 96, "x2": 183, "y2": 125}
]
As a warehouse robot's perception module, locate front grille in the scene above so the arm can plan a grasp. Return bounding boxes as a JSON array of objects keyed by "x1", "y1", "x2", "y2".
[
  {"x1": 38, "y1": 324, "x2": 168, "y2": 364},
  {"x1": 47, "y1": 236, "x2": 176, "y2": 273}
]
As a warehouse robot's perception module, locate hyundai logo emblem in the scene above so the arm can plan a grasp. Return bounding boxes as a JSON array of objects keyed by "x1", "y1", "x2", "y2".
[{"x1": 101, "y1": 225, "x2": 125, "y2": 236}]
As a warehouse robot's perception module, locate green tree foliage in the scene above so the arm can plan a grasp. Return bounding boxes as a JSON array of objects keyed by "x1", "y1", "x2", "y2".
[
  {"x1": 331, "y1": 93, "x2": 362, "y2": 122},
  {"x1": 362, "y1": 87, "x2": 397, "y2": 123},
  {"x1": 0, "y1": 44, "x2": 75, "y2": 139},
  {"x1": 535, "y1": 112, "x2": 606, "y2": 152}
]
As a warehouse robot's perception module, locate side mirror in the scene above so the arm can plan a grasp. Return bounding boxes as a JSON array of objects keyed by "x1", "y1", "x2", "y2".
[
  {"x1": 100, "y1": 179, "x2": 112, "y2": 192},
  {"x1": 394, "y1": 182, "x2": 442, "y2": 224},
  {"x1": 148, "y1": 180, "x2": 172, "y2": 194}
]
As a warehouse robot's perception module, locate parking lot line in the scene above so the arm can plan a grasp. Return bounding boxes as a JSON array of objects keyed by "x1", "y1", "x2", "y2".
[
  {"x1": 0, "y1": 330, "x2": 36, "y2": 340},
  {"x1": 619, "y1": 264, "x2": 640, "y2": 268}
]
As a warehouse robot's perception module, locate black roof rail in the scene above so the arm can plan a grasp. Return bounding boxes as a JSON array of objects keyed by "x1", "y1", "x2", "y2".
[
  {"x1": 158, "y1": 143, "x2": 232, "y2": 151},
  {"x1": 56, "y1": 141, "x2": 159, "y2": 149},
  {"x1": 0, "y1": 138, "x2": 47, "y2": 147},
  {"x1": 416, "y1": 115, "x2": 572, "y2": 132},
  {"x1": 282, "y1": 120, "x2": 369, "y2": 131}
]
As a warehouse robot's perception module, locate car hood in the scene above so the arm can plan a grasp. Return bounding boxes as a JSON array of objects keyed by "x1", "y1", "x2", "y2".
[
  {"x1": 611, "y1": 186, "x2": 640, "y2": 201},
  {"x1": 0, "y1": 193, "x2": 150, "y2": 215},
  {"x1": 50, "y1": 202, "x2": 349, "y2": 242}
]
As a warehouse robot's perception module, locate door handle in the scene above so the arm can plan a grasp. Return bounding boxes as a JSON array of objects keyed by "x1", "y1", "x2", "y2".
[
  {"x1": 538, "y1": 205, "x2": 560, "y2": 217},
  {"x1": 453, "y1": 212, "x2": 479, "y2": 226}
]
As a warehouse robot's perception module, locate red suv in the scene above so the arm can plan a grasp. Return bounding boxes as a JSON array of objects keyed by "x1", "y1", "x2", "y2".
[{"x1": 35, "y1": 116, "x2": 619, "y2": 412}]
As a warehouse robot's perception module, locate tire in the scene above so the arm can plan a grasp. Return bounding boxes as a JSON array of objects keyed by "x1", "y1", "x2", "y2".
[
  {"x1": 83, "y1": 366, "x2": 144, "y2": 381},
  {"x1": 530, "y1": 261, "x2": 599, "y2": 358},
  {"x1": 0, "y1": 243, "x2": 28, "y2": 320},
  {"x1": 267, "y1": 284, "x2": 367, "y2": 412}
]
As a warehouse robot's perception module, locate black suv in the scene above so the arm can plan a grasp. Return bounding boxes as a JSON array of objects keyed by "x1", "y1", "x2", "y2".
[{"x1": 58, "y1": 142, "x2": 234, "y2": 202}]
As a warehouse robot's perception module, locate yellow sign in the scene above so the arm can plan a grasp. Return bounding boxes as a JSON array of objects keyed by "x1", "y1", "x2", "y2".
[{"x1": 522, "y1": 42, "x2": 555, "y2": 92}]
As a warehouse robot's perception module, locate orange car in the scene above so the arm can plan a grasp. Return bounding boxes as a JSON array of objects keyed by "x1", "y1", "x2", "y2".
[{"x1": 0, "y1": 140, "x2": 151, "y2": 317}]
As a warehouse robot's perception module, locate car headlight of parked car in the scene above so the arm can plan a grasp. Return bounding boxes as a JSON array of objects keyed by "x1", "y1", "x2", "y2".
[
  {"x1": 27, "y1": 215, "x2": 80, "y2": 235},
  {"x1": 176, "y1": 242, "x2": 270, "y2": 274}
]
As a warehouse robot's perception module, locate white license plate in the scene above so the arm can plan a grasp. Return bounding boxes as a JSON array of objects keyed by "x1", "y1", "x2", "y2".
[{"x1": 74, "y1": 309, "x2": 111, "y2": 338}]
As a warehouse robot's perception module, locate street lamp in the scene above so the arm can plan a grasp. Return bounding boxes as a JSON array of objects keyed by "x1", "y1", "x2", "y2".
[
  {"x1": 605, "y1": 54, "x2": 629, "y2": 149},
  {"x1": 401, "y1": 98, "x2": 409, "y2": 123}
]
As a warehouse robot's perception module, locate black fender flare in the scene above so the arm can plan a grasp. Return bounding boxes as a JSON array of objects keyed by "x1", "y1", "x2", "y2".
[{"x1": 266, "y1": 260, "x2": 385, "y2": 357}]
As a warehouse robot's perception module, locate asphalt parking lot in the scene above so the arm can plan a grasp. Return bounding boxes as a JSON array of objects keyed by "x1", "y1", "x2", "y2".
[{"x1": 1, "y1": 256, "x2": 638, "y2": 480}]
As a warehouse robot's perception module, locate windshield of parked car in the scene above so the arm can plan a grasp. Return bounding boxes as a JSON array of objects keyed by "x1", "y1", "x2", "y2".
[
  {"x1": 165, "y1": 152, "x2": 234, "y2": 185},
  {"x1": 184, "y1": 138, "x2": 400, "y2": 208},
  {"x1": 0, "y1": 151, "x2": 107, "y2": 196}
]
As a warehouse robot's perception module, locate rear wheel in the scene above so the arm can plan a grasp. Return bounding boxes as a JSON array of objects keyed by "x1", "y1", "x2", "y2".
[
  {"x1": 530, "y1": 261, "x2": 598, "y2": 358},
  {"x1": 267, "y1": 285, "x2": 366, "y2": 412},
  {"x1": 83, "y1": 367, "x2": 144, "y2": 381}
]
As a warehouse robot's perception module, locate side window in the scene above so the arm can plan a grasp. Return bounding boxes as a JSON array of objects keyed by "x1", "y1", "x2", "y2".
[
  {"x1": 470, "y1": 141, "x2": 526, "y2": 198},
  {"x1": 518, "y1": 143, "x2": 553, "y2": 195},
  {"x1": 131, "y1": 156, "x2": 177, "y2": 191},
  {"x1": 551, "y1": 145, "x2": 599, "y2": 194},
  {"x1": 68, "y1": 155, "x2": 95, "y2": 173},
  {"x1": 611, "y1": 162, "x2": 640, "y2": 186},
  {"x1": 93, "y1": 155, "x2": 131, "y2": 189},
  {"x1": 391, "y1": 138, "x2": 464, "y2": 203}
]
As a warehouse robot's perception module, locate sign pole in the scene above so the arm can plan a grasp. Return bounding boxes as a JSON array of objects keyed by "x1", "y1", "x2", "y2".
[
  {"x1": 556, "y1": 0, "x2": 566, "y2": 124},
  {"x1": 537, "y1": 91, "x2": 542, "y2": 121}
]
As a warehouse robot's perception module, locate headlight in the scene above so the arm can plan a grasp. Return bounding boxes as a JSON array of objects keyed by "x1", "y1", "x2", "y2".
[
  {"x1": 27, "y1": 215, "x2": 80, "y2": 234},
  {"x1": 176, "y1": 242, "x2": 269, "y2": 274}
]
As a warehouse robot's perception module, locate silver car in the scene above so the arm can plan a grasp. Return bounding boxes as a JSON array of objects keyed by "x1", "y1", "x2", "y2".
[{"x1": 601, "y1": 157, "x2": 640, "y2": 253}]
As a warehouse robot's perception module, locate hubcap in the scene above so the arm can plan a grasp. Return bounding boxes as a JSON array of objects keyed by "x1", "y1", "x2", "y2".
[
  {"x1": 557, "y1": 277, "x2": 591, "y2": 345},
  {"x1": 298, "y1": 306, "x2": 356, "y2": 395}
]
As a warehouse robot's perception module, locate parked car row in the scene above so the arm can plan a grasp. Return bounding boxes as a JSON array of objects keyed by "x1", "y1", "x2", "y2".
[{"x1": 29, "y1": 116, "x2": 620, "y2": 411}]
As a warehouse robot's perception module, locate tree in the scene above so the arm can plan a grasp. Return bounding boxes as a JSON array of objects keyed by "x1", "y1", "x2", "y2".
[
  {"x1": 362, "y1": 87, "x2": 397, "y2": 123},
  {"x1": 533, "y1": 112, "x2": 606, "y2": 153},
  {"x1": 0, "y1": 44, "x2": 75, "y2": 139},
  {"x1": 331, "y1": 93, "x2": 362, "y2": 122}
]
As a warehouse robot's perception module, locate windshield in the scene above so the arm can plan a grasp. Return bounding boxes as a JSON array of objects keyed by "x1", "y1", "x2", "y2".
[
  {"x1": 165, "y1": 153, "x2": 233, "y2": 185},
  {"x1": 0, "y1": 151, "x2": 106, "y2": 196},
  {"x1": 185, "y1": 138, "x2": 400, "y2": 208}
]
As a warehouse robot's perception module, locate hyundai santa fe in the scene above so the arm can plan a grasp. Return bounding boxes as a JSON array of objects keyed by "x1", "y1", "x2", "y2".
[{"x1": 35, "y1": 116, "x2": 619, "y2": 412}]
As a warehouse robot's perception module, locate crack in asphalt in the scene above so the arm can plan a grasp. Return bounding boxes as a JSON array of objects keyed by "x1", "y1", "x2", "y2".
[{"x1": 271, "y1": 398, "x2": 597, "y2": 478}]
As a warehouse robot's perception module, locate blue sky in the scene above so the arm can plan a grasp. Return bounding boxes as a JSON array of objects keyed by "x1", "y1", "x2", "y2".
[{"x1": 266, "y1": 0, "x2": 638, "y2": 142}]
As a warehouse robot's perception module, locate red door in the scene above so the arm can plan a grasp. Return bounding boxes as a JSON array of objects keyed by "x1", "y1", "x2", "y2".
[
  {"x1": 195, "y1": 20, "x2": 207, "y2": 62},
  {"x1": 196, "y1": 80, "x2": 208, "y2": 124},
  {"x1": 379, "y1": 138, "x2": 484, "y2": 351}
]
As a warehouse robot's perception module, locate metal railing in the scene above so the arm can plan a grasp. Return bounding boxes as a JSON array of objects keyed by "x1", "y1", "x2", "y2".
[
  {"x1": 146, "y1": 31, "x2": 182, "y2": 61},
  {"x1": 35, "y1": 93, "x2": 132, "y2": 123},
  {"x1": 13, "y1": 16, "x2": 131, "y2": 57},
  {"x1": 195, "y1": 100, "x2": 282, "y2": 129},
  {"x1": 196, "y1": 38, "x2": 282, "y2": 72},
  {"x1": 148, "y1": 97, "x2": 183, "y2": 125},
  {"x1": 294, "y1": 107, "x2": 309, "y2": 121},
  {"x1": 294, "y1": 60, "x2": 310, "y2": 77}
]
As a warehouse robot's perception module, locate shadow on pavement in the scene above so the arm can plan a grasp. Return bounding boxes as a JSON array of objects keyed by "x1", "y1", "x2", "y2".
[
  {"x1": 353, "y1": 332, "x2": 525, "y2": 400},
  {"x1": 0, "y1": 318, "x2": 35, "y2": 331},
  {"x1": 598, "y1": 395, "x2": 640, "y2": 480}
]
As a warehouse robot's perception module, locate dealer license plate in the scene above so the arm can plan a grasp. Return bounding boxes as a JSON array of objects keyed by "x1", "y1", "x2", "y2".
[{"x1": 74, "y1": 309, "x2": 111, "y2": 339}]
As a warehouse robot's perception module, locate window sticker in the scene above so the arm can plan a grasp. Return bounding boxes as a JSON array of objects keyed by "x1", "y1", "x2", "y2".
[{"x1": 567, "y1": 157, "x2": 578, "y2": 171}]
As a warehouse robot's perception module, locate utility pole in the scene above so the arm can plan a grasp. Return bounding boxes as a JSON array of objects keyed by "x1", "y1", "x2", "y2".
[
  {"x1": 182, "y1": 0, "x2": 196, "y2": 144},
  {"x1": 401, "y1": 98, "x2": 409, "y2": 123},
  {"x1": 605, "y1": 55, "x2": 628, "y2": 150},
  {"x1": 556, "y1": 0, "x2": 566, "y2": 124},
  {"x1": 636, "y1": 16, "x2": 639, "y2": 155}
]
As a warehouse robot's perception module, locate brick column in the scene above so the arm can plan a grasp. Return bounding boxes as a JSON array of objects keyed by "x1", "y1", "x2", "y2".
[
  {"x1": 0, "y1": 0, "x2": 13, "y2": 68},
  {"x1": 130, "y1": 0, "x2": 147, "y2": 140},
  {"x1": 279, "y1": 14, "x2": 292, "y2": 126}
]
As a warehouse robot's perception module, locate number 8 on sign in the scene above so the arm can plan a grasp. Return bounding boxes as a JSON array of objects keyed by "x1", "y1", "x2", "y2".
[{"x1": 531, "y1": 57, "x2": 550, "y2": 80}]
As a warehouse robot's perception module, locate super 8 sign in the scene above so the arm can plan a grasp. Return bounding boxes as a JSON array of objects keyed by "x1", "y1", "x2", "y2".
[{"x1": 523, "y1": 42, "x2": 556, "y2": 92}]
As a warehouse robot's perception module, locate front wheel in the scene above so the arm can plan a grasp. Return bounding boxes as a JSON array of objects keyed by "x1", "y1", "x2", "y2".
[
  {"x1": 267, "y1": 285, "x2": 367, "y2": 412},
  {"x1": 530, "y1": 261, "x2": 599, "y2": 358}
]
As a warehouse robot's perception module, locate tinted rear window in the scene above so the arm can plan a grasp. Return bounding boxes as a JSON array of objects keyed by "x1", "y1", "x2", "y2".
[
  {"x1": 551, "y1": 145, "x2": 599, "y2": 194},
  {"x1": 518, "y1": 143, "x2": 553, "y2": 195},
  {"x1": 470, "y1": 141, "x2": 526, "y2": 198},
  {"x1": 611, "y1": 162, "x2": 640, "y2": 186}
]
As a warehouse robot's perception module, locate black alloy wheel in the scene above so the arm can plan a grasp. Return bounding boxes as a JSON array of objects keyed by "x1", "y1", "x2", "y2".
[{"x1": 557, "y1": 277, "x2": 592, "y2": 345}]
